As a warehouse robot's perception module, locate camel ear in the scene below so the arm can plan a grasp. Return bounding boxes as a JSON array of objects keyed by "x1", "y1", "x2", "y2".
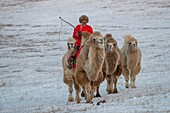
[
  {"x1": 67, "y1": 43, "x2": 70, "y2": 49},
  {"x1": 104, "y1": 36, "x2": 108, "y2": 44},
  {"x1": 124, "y1": 34, "x2": 132, "y2": 43},
  {"x1": 111, "y1": 39, "x2": 117, "y2": 48},
  {"x1": 136, "y1": 41, "x2": 138, "y2": 47},
  {"x1": 115, "y1": 41, "x2": 118, "y2": 47}
]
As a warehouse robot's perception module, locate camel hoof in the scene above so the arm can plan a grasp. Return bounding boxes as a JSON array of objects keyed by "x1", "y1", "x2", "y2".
[
  {"x1": 131, "y1": 85, "x2": 137, "y2": 88},
  {"x1": 68, "y1": 97, "x2": 74, "y2": 102},
  {"x1": 107, "y1": 92, "x2": 113, "y2": 94},
  {"x1": 107, "y1": 89, "x2": 114, "y2": 94},
  {"x1": 86, "y1": 100, "x2": 93, "y2": 104},
  {"x1": 113, "y1": 89, "x2": 118, "y2": 93},
  {"x1": 86, "y1": 97, "x2": 92, "y2": 103},
  {"x1": 76, "y1": 97, "x2": 80, "y2": 103},
  {"x1": 125, "y1": 83, "x2": 129, "y2": 88},
  {"x1": 76, "y1": 99, "x2": 80, "y2": 103},
  {"x1": 125, "y1": 85, "x2": 129, "y2": 88}
]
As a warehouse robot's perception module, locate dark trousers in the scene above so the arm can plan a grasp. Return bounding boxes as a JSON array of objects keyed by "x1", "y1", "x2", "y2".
[
  {"x1": 67, "y1": 46, "x2": 80, "y2": 69},
  {"x1": 71, "y1": 46, "x2": 80, "y2": 57}
]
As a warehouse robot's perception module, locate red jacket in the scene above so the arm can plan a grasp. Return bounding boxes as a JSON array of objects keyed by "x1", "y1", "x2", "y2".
[{"x1": 73, "y1": 24, "x2": 93, "y2": 46}]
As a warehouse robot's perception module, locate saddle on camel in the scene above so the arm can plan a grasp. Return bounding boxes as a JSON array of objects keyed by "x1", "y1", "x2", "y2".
[{"x1": 67, "y1": 15, "x2": 93, "y2": 69}]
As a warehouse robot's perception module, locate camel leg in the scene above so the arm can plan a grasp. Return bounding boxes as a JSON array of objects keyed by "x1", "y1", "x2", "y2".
[
  {"x1": 124, "y1": 71, "x2": 129, "y2": 88},
  {"x1": 74, "y1": 83, "x2": 81, "y2": 103},
  {"x1": 63, "y1": 72, "x2": 74, "y2": 102},
  {"x1": 106, "y1": 75, "x2": 114, "y2": 94},
  {"x1": 113, "y1": 76, "x2": 118, "y2": 93},
  {"x1": 91, "y1": 82, "x2": 96, "y2": 100},
  {"x1": 95, "y1": 86, "x2": 101, "y2": 97},
  {"x1": 68, "y1": 81, "x2": 74, "y2": 102},
  {"x1": 130, "y1": 71, "x2": 136, "y2": 88},
  {"x1": 75, "y1": 70, "x2": 85, "y2": 98},
  {"x1": 73, "y1": 78, "x2": 81, "y2": 103},
  {"x1": 91, "y1": 87, "x2": 96, "y2": 100},
  {"x1": 85, "y1": 82, "x2": 92, "y2": 103},
  {"x1": 132, "y1": 79, "x2": 137, "y2": 88},
  {"x1": 75, "y1": 70, "x2": 89, "y2": 103}
]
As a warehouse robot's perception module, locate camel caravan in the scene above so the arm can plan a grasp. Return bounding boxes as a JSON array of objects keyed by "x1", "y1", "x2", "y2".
[
  {"x1": 60, "y1": 15, "x2": 142, "y2": 103},
  {"x1": 62, "y1": 32, "x2": 142, "y2": 103}
]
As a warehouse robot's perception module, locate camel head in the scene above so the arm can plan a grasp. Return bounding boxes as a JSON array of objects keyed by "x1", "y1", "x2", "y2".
[
  {"x1": 124, "y1": 35, "x2": 138, "y2": 52},
  {"x1": 67, "y1": 37, "x2": 75, "y2": 50},
  {"x1": 104, "y1": 34, "x2": 118, "y2": 53},
  {"x1": 81, "y1": 32, "x2": 91, "y2": 47},
  {"x1": 89, "y1": 31, "x2": 105, "y2": 49}
]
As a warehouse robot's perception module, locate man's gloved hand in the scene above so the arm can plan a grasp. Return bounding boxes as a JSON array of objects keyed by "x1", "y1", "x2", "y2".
[{"x1": 77, "y1": 31, "x2": 82, "y2": 37}]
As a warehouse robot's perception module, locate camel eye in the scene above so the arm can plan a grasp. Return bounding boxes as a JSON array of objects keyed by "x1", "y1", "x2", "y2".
[
  {"x1": 71, "y1": 43, "x2": 74, "y2": 47},
  {"x1": 93, "y1": 38, "x2": 96, "y2": 42},
  {"x1": 107, "y1": 44, "x2": 109, "y2": 48},
  {"x1": 67, "y1": 43, "x2": 70, "y2": 49},
  {"x1": 100, "y1": 38, "x2": 103, "y2": 42}
]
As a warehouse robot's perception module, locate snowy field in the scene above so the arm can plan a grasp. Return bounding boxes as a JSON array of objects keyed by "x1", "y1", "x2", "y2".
[{"x1": 0, "y1": 0, "x2": 170, "y2": 112}]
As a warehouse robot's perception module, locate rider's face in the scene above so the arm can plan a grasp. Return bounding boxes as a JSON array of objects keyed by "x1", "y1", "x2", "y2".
[{"x1": 82, "y1": 20, "x2": 87, "y2": 25}]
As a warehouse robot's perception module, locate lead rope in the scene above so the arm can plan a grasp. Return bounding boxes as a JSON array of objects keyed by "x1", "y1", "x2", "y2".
[{"x1": 58, "y1": 18, "x2": 63, "y2": 41}]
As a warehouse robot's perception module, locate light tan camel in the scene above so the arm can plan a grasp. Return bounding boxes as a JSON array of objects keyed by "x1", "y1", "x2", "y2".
[
  {"x1": 75, "y1": 31, "x2": 105, "y2": 103},
  {"x1": 121, "y1": 34, "x2": 142, "y2": 88},
  {"x1": 104, "y1": 34, "x2": 122, "y2": 94},
  {"x1": 62, "y1": 37, "x2": 76, "y2": 102}
]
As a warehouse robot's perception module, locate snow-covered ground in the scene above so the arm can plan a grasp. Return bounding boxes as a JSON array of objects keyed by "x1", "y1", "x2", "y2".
[{"x1": 0, "y1": 0, "x2": 170, "y2": 112}]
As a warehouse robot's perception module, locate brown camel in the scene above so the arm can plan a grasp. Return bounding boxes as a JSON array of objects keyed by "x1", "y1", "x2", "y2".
[
  {"x1": 75, "y1": 31, "x2": 105, "y2": 103},
  {"x1": 104, "y1": 34, "x2": 122, "y2": 94}
]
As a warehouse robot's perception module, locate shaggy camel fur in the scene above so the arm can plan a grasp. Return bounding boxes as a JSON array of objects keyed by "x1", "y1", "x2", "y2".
[
  {"x1": 75, "y1": 31, "x2": 105, "y2": 103},
  {"x1": 121, "y1": 34, "x2": 141, "y2": 88},
  {"x1": 103, "y1": 34, "x2": 122, "y2": 94},
  {"x1": 62, "y1": 37, "x2": 76, "y2": 102}
]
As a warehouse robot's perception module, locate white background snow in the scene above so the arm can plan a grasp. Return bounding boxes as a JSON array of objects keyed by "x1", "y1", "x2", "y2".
[{"x1": 0, "y1": 0, "x2": 170, "y2": 112}]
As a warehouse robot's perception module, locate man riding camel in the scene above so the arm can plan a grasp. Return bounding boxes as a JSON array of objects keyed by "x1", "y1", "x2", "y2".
[{"x1": 67, "y1": 15, "x2": 93, "y2": 69}]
